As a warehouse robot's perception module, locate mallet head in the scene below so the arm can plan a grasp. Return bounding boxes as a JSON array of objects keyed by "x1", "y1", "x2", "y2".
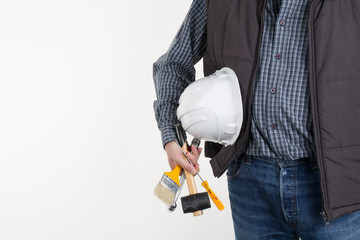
[{"x1": 181, "y1": 192, "x2": 211, "y2": 214}]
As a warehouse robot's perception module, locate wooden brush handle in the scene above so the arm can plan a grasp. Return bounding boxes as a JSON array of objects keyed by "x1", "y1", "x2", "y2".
[{"x1": 182, "y1": 143, "x2": 203, "y2": 216}]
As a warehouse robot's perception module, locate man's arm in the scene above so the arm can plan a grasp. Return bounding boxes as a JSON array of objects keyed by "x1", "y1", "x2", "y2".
[{"x1": 153, "y1": 0, "x2": 207, "y2": 174}]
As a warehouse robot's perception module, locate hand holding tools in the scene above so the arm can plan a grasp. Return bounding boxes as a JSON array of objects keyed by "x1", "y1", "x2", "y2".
[
  {"x1": 175, "y1": 140, "x2": 225, "y2": 211},
  {"x1": 175, "y1": 124, "x2": 210, "y2": 216},
  {"x1": 155, "y1": 124, "x2": 223, "y2": 215}
]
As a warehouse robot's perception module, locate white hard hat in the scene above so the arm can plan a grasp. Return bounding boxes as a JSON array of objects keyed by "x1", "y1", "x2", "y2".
[{"x1": 177, "y1": 67, "x2": 243, "y2": 146}]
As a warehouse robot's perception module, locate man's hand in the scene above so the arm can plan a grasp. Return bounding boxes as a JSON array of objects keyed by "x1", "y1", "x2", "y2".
[{"x1": 164, "y1": 141, "x2": 202, "y2": 175}]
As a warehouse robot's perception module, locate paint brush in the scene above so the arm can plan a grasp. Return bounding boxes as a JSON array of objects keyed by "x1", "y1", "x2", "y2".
[{"x1": 154, "y1": 165, "x2": 182, "y2": 206}]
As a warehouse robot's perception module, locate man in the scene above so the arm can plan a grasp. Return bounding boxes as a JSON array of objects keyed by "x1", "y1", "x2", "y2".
[{"x1": 153, "y1": 0, "x2": 360, "y2": 239}]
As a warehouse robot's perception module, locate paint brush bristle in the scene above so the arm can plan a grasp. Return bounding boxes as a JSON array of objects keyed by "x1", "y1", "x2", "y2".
[{"x1": 154, "y1": 182, "x2": 176, "y2": 206}]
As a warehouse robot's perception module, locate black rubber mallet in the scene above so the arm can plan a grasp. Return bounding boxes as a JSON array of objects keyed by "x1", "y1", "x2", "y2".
[{"x1": 181, "y1": 192, "x2": 211, "y2": 214}]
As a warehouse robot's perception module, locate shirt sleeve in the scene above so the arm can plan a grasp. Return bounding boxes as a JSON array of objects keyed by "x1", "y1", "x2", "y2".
[{"x1": 153, "y1": 0, "x2": 207, "y2": 147}]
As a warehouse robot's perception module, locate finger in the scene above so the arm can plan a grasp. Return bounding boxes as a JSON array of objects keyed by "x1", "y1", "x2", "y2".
[
  {"x1": 168, "y1": 159, "x2": 178, "y2": 170},
  {"x1": 193, "y1": 163, "x2": 200, "y2": 172},
  {"x1": 176, "y1": 154, "x2": 197, "y2": 175},
  {"x1": 187, "y1": 146, "x2": 202, "y2": 161},
  {"x1": 190, "y1": 145, "x2": 203, "y2": 158},
  {"x1": 186, "y1": 152, "x2": 198, "y2": 166},
  {"x1": 190, "y1": 145, "x2": 200, "y2": 155},
  {"x1": 165, "y1": 141, "x2": 198, "y2": 175},
  {"x1": 185, "y1": 153, "x2": 201, "y2": 174}
]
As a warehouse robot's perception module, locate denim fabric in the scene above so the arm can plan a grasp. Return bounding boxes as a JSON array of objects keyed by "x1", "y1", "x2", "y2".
[{"x1": 227, "y1": 155, "x2": 360, "y2": 240}]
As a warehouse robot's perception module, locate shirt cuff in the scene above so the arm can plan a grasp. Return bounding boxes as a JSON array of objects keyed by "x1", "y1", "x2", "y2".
[{"x1": 160, "y1": 125, "x2": 178, "y2": 148}]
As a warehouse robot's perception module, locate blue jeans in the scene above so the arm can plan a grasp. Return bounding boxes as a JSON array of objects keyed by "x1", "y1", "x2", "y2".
[{"x1": 227, "y1": 155, "x2": 360, "y2": 240}]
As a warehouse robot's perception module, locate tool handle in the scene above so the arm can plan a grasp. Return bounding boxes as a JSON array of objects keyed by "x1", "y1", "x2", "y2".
[
  {"x1": 184, "y1": 171, "x2": 197, "y2": 195},
  {"x1": 201, "y1": 181, "x2": 225, "y2": 211},
  {"x1": 166, "y1": 165, "x2": 182, "y2": 186}
]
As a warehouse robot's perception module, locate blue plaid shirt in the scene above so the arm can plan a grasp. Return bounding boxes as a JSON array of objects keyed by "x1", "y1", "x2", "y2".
[{"x1": 153, "y1": 0, "x2": 315, "y2": 160}]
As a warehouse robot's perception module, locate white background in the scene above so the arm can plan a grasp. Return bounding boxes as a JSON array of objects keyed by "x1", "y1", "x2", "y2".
[{"x1": 0, "y1": 0, "x2": 234, "y2": 239}]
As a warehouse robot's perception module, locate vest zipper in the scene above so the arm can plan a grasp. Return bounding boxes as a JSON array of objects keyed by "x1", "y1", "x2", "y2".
[
  {"x1": 234, "y1": 0, "x2": 268, "y2": 163},
  {"x1": 308, "y1": 0, "x2": 330, "y2": 222}
]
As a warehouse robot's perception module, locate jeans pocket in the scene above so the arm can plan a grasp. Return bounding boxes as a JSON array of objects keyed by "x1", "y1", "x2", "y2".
[{"x1": 227, "y1": 155, "x2": 246, "y2": 179}]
